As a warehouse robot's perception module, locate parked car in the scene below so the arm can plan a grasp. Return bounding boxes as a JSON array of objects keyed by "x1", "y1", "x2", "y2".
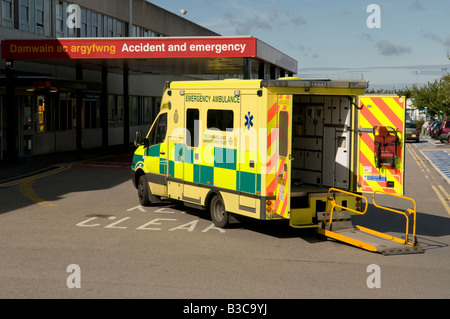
[
  {"x1": 430, "y1": 121, "x2": 443, "y2": 139},
  {"x1": 428, "y1": 121, "x2": 440, "y2": 136},
  {"x1": 439, "y1": 120, "x2": 450, "y2": 143},
  {"x1": 405, "y1": 121, "x2": 420, "y2": 142}
]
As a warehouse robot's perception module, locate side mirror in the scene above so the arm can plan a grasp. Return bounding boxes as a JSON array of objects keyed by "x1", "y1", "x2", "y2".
[
  {"x1": 134, "y1": 131, "x2": 143, "y2": 147},
  {"x1": 135, "y1": 131, "x2": 150, "y2": 148}
]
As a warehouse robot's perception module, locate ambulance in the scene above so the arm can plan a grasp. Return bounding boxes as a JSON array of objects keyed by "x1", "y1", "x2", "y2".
[{"x1": 131, "y1": 78, "x2": 422, "y2": 255}]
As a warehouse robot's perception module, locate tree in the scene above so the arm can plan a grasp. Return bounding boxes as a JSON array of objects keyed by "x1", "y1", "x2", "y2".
[{"x1": 409, "y1": 75, "x2": 450, "y2": 119}]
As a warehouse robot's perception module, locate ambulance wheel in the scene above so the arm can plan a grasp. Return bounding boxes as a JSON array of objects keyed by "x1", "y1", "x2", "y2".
[
  {"x1": 210, "y1": 195, "x2": 229, "y2": 228},
  {"x1": 138, "y1": 175, "x2": 151, "y2": 206}
]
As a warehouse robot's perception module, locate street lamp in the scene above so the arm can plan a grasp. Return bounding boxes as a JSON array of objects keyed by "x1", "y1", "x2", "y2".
[{"x1": 179, "y1": 9, "x2": 187, "y2": 16}]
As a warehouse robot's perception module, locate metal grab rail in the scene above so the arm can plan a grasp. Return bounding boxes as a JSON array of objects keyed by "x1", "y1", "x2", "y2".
[
  {"x1": 322, "y1": 188, "x2": 368, "y2": 230},
  {"x1": 372, "y1": 190, "x2": 418, "y2": 246}
]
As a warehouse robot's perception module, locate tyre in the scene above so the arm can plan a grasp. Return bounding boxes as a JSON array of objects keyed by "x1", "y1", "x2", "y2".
[
  {"x1": 210, "y1": 194, "x2": 229, "y2": 228},
  {"x1": 138, "y1": 175, "x2": 151, "y2": 206}
]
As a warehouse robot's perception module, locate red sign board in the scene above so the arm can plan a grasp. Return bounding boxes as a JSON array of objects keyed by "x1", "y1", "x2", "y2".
[{"x1": 1, "y1": 37, "x2": 257, "y2": 60}]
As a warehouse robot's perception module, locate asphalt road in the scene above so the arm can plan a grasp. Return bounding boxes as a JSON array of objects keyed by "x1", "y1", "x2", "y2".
[{"x1": 0, "y1": 146, "x2": 449, "y2": 301}]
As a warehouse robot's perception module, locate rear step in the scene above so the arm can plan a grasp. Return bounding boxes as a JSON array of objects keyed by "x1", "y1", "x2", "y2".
[
  {"x1": 318, "y1": 225, "x2": 423, "y2": 255},
  {"x1": 317, "y1": 188, "x2": 423, "y2": 255}
]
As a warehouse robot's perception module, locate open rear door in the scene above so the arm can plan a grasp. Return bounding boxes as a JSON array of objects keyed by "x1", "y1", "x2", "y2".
[
  {"x1": 356, "y1": 95, "x2": 406, "y2": 195},
  {"x1": 275, "y1": 95, "x2": 292, "y2": 218},
  {"x1": 319, "y1": 95, "x2": 422, "y2": 255}
]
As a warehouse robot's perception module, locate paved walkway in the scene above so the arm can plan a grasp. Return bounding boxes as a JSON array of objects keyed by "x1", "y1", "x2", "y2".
[
  {"x1": 0, "y1": 145, "x2": 134, "y2": 184},
  {"x1": 414, "y1": 136, "x2": 450, "y2": 184}
]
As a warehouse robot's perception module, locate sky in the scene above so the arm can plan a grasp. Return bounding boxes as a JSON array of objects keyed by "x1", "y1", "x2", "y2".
[{"x1": 149, "y1": 0, "x2": 450, "y2": 90}]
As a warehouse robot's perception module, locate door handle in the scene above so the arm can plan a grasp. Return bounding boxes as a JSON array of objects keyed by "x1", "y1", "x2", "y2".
[{"x1": 160, "y1": 152, "x2": 165, "y2": 155}]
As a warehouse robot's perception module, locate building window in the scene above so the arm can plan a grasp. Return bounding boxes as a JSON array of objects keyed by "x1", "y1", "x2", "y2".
[
  {"x1": 108, "y1": 95, "x2": 123, "y2": 127},
  {"x1": 19, "y1": 0, "x2": 30, "y2": 32},
  {"x1": 84, "y1": 99, "x2": 99, "y2": 129},
  {"x1": 130, "y1": 96, "x2": 152, "y2": 126},
  {"x1": 35, "y1": 0, "x2": 44, "y2": 33},
  {"x1": 91, "y1": 11, "x2": 101, "y2": 37},
  {"x1": 37, "y1": 95, "x2": 47, "y2": 132},
  {"x1": 80, "y1": 7, "x2": 88, "y2": 37},
  {"x1": 2, "y1": 0, "x2": 13, "y2": 27},
  {"x1": 55, "y1": 1, "x2": 63, "y2": 37},
  {"x1": 105, "y1": 15, "x2": 113, "y2": 37},
  {"x1": 55, "y1": 97, "x2": 74, "y2": 131}
]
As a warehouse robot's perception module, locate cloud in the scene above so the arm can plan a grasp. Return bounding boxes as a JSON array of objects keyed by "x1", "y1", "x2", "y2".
[
  {"x1": 287, "y1": 43, "x2": 319, "y2": 59},
  {"x1": 376, "y1": 40, "x2": 412, "y2": 56},
  {"x1": 420, "y1": 29, "x2": 450, "y2": 48},
  {"x1": 360, "y1": 33, "x2": 375, "y2": 41},
  {"x1": 224, "y1": 12, "x2": 272, "y2": 35},
  {"x1": 290, "y1": 15, "x2": 307, "y2": 26},
  {"x1": 222, "y1": 5, "x2": 306, "y2": 35},
  {"x1": 410, "y1": 0, "x2": 425, "y2": 11}
]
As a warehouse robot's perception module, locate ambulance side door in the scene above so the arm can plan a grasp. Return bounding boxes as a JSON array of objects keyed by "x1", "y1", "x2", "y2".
[
  {"x1": 238, "y1": 94, "x2": 259, "y2": 213},
  {"x1": 144, "y1": 111, "x2": 169, "y2": 197}
]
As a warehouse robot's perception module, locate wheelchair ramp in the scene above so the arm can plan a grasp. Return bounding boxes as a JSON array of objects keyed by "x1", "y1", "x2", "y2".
[
  {"x1": 318, "y1": 225, "x2": 423, "y2": 255},
  {"x1": 318, "y1": 189, "x2": 423, "y2": 255}
]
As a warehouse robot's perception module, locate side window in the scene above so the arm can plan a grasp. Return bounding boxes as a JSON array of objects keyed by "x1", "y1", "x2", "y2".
[
  {"x1": 207, "y1": 109, "x2": 234, "y2": 131},
  {"x1": 148, "y1": 113, "x2": 167, "y2": 146},
  {"x1": 279, "y1": 111, "x2": 288, "y2": 157},
  {"x1": 186, "y1": 108, "x2": 199, "y2": 148}
]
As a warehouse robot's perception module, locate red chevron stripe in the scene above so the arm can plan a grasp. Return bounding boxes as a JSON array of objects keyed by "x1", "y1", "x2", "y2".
[
  {"x1": 370, "y1": 97, "x2": 404, "y2": 131},
  {"x1": 268, "y1": 101, "x2": 277, "y2": 122},
  {"x1": 266, "y1": 177, "x2": 276, "y2": 195}
]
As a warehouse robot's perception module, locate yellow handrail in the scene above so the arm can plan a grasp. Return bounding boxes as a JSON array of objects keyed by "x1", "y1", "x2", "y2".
[
  {"x1": 322, "y1": 188, "x2": 368, "y2": 230},
  {"x1": 372, "y1": 190, "x2": 418, "y2": 246}
]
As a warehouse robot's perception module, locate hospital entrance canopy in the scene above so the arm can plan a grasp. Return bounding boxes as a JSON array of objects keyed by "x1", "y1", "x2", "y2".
[{"x1": 1, "y1": 36, "x2": 298, "y2": 77}]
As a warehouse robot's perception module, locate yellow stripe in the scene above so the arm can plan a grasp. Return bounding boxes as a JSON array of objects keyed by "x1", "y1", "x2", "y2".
[
  {"x1": 383, "y1": 97, "x2": 404, "y2": 119},
  {"x1": 360, "y1": 97, "x2": 396, "y2": 128},
  {"x1": 19, "y1": 178, "x2": 56, "y2": 207},
  {"x1": 438, "y1": 185, "x2": 450, "y2": 201},
  {"x1": 432, "y1": 185, "x2": 450, "y2": 216}
]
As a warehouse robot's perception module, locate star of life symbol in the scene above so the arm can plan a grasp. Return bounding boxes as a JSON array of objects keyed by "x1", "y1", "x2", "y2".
[{"x1": 245, "y1": 112, "x2": 253, "y2": 130}]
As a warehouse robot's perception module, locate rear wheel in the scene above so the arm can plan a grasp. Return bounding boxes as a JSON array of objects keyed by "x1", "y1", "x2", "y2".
[
  {"x1": 210, "y1": 195, "x2": 229, "y2": 228},
  {"x1": 138, "y1": 175, "x2": 151, "y2": 206}
]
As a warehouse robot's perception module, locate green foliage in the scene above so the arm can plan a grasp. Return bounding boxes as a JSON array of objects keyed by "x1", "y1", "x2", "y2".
[
  {"x1": 408, "y1": 75, "x2": 450, "y2": 118},
  {"x1": 365, "y1": 75, "x2": 449, "y2": 119}
]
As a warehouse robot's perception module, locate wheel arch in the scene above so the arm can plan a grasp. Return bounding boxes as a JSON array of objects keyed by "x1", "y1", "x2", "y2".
[
  {"x1": 132, "y1": 168, "x2": 146, "y2": 189},
  {"x1": 205, "y1": 190, "x2": 225, "y2": 211}
]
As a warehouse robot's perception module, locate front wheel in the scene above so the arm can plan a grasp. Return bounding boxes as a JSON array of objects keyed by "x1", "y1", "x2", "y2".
[
  {"x1": 210, "y1": 195, "x2": 229, "y2": 228},
  {"x1": 138, "y1": 175, "x2": 151, "y2": 206}
]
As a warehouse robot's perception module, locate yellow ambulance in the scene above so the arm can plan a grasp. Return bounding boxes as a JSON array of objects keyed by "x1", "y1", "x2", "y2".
[{"x1": 131, "y1": 78, "x2": 420, "y2": 254}]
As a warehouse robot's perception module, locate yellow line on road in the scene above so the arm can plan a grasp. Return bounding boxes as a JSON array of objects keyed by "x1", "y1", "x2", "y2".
[
  {"x1": 439, "y1": 185, "x2": 450, "y2": 201},
  {"x1": 1, "y1": 164, "x2": 72, "y2": 206},
  {"x1": 407, "y1": 145, "x2": 430, "y2": 172},
  {"x1": 431, "y1": 185, "x2": 450, "y2": 216},
  {"x1": 0, "y1": 164, "x2": 71, "y2": 187},
  {"x1": 19, "y1": 178, "x2": 56, "y2": 207}
]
